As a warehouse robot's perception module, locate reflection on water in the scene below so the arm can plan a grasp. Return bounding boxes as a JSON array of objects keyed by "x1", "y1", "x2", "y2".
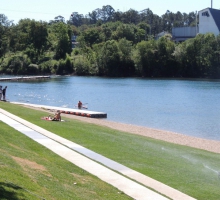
[{"x1": 1, "y1": 76, "x2": 220, "y2": 141}]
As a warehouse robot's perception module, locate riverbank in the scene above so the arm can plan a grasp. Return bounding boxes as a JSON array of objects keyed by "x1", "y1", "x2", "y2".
[
  {"x1": 25, "y1": 104, "x2": 220, "y2": 154},
  {"x1": 2, "y1": 101, "x2": 220, "y2": 199},
  {"x1": 3, "y1": 77, "x2": 220, "y2": 141}
]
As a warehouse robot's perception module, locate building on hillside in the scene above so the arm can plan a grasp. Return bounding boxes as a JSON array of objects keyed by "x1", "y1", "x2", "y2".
[
  {"x1": 155, "y1": 31, "x2": 170, "y2": 40},
  {"x1": 71, "y1": 35, "x2": 78, "y2": 48},
  {"x1": 172, "y1": 7, "x2": 220, "y2": 42},
  {"x1": 199, "y1": 8, "x2": 220, "y2": 35},
  {"x1": 172, "y1": 26, "x2": 198, "y2": 42}
]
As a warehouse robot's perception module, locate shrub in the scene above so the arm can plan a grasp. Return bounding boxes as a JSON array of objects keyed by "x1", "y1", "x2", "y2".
[
  {"x1": 0, "y1": 54, "x2": 31, "y2": 74},
  {"x1": 73, "y1": 56, "x2": 89, "y2": 75},
  {"x1": 38, "y1": 59, "x2": 59, "y2": 74}
]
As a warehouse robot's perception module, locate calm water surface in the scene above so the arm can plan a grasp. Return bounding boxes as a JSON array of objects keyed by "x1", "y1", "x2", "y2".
[{"x1": 1, "y1": 76, "x2": 220, "y2": 141}]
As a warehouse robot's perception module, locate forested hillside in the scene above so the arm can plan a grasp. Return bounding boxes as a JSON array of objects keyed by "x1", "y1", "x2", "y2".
[{"x1": 1, "y1": 5, "x2": 220, "y2": 78}]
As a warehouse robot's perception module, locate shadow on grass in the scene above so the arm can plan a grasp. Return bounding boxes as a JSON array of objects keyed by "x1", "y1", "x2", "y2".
[{"x1": 0, "y1": 182, "x2": 23, "y2": 200}]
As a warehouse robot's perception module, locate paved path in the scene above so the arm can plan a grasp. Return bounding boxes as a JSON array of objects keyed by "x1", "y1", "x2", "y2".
[{"x1": 0, "y1": 108, "x2": 196, "y2": 200}]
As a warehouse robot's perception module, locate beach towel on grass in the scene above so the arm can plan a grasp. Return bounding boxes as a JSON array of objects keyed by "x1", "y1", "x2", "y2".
[{"x1": 41, "y1": 117, "x2": 64, "y2": 122}]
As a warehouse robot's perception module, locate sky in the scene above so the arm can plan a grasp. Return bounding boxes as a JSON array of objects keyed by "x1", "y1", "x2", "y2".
[{"x1": 1, "y1": 0, "x2": 220, "y2": 24}]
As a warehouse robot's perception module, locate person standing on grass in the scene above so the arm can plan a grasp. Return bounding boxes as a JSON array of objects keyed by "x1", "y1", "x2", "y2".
[
  {"x1": 0, "y1": 86, "x2": 2, "y2": 100},
  {"x1": 3, "y1": 86, "x2": 7, "y2": 101}
]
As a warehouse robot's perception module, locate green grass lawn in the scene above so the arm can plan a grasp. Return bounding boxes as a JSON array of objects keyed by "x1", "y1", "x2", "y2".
[
  {"x1": 1, "y1": 102, "x2": 220, "y2": 200},
  {"x1": 0, "y1": 120, "x2": 132, "y2": 200},
  {"x1": 0, "y1": 121, "x2": 131, "y2": 200}
]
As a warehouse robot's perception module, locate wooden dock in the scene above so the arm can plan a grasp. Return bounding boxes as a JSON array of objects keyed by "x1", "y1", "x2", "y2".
[
  {"x1": 11, "y1": 102, "x2": 107, "y2": 118},
  {"x1": 0, "y1": 76, "x2": 50, "y2": 81}
]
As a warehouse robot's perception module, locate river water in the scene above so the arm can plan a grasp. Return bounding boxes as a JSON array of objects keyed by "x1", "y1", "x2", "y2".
[{"x1": 1, "y1": 76, "x2": 220, "y2": 141}]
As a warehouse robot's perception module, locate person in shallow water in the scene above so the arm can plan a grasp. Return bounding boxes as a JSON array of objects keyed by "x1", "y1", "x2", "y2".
[{"x1": 78, "y1": 101, "x2": 82, "y2": 109}]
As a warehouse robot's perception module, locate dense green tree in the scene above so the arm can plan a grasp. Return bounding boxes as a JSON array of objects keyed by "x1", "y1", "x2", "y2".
[
  {"x1": 7, "y1": 25, "x2": 18, "y2": 52},
  {"x1": 69, "y1": 12, "x2": 84, "y2": 27},
  {"x1": 9, "y1": 19, "x2": 31, "y2": 52},
  {"x1": 49, "y1": 15, "x2": 65, "y2": 24},
  {"x1": 70, "y1": 24, "x2": 80, "y2": 36},
  {"x1": 212, "y1": 35, "x2": 220, "y2": 78},
  {"x1": 0, "y1": 14, "x2": 13, "y2": 26},
  {"x1": 1, "y1": 54, "x2": 31, "y2": 74},
  {"x1": 50, "y1": 22, "x2": 72, "y2": 59},
  {"x1": 45, "y1": 58, "x2": 73, "y2": 75},
  {"x1": 0, "y1": 14, "x2": 13, "y2": 57},
  {"x1": 0, "y1": 25, "x2": 8, "y2": 57},
  {"x1": 81, "y1": 27, "x2": 102, "y2": 47},
  {"x1": 88, "y1": 9, "x2": 100, "y2": 24},
  {"x1": 137, "y1": 22, "x2": 151, "y2": 41},
  {"x1": 156, "y1": 35, "x2": 176, "y2": 76},
  {"x1": 121, "y1": 9, "x2": 140, "y2": 24},
  {"x1": 100, "y1": 24, "x2": 112, "y2": 41},
  {"x1": 100, "y1": 5, "x2": 115, "y2": 22},
  {"x1": 118, "y1": 38, "x2": 135, "y2": 76},
  {"x1": 96, "y1": 40, "x2": 121, "y2": 76},
  {"x1": 1, "y1": 7, "x2": 220, "y2": 78},
  {"x1": 112, "y1": 24, "x2": 137, "y2": 43},
  {"x1": 29, "y1": 20, "x2": 48, "y2": 57},
  {"x1": 112, "y1": 10, "x2": 123, "y2": 22},
  {"x1": 199, "y1": 33, "x2": 216, "y2": 76},
  {"x1": 133, "y1": 40, "x2": 157, "y2": 76}
]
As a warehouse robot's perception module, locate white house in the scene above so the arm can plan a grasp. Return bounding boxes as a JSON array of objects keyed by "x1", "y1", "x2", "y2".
[
  {"x1": 172, "y1": 7, "x2": 220, "y2": 42},
  {"x1": 198, "y1": 8, "x2": 220, "y2": 36}
]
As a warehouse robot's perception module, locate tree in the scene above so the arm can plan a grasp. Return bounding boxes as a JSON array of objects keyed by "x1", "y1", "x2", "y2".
[
  {"x1": 96, "y1": 40, "x2": 121, "y2": 76},
  {"x1": 50, "y1": 23, "x2": 72, "y2": 59},
  {"x1": 88, "y1": 9, "x2": 101, "y2": 24},
  {"x1": 112, "y1": 10, "x2": 123, "y2": 22},
  {"x1": 118, "y1": 38, "x2": 135, "y2": 76},
  {"x1": 29, "y1": 20, "x2": 48, "y2": 57},
  {"x1": 54, "y1": 15, "x2": 65, "y2": 23},
  {"x1": 8, "y1": 19, "x2": 32, "y2": 52},
  {"x1": 121, "y1": 9, "x2": 140, "y2": 24},
  {"x1": 69, "y1": 12, "x2": 84, "y2": 27},
  {"x1": 81, "y1": 27, "x2": 102, "y2": 47},
  {"x1": 101, "y1": 24, "x2": 112, "y2": 41},
  {"x1": 0, "y1": 14, "x2": 13, "y2": 27},
  {"x1": 198, "y1": 33, "x2": 216, "y2": 77},
  {"x1": 133, "y1": 40, "x2": 157, "y2": 76},
  {"x1": 100, "y1": 5, "x2": 115, "y2": 22},
  {"x1": 112, "y1": 24, "x2": 137, "y2": 43},
  {"x1": 0, "y1": 24, "x2": 8, "y2": 57},
  {"x1": 156, "y1": 35, "x2": 176, "y2": 76},
  {"x1": 49, "y1": 15, "x2": 65, "y2": 24},
  {"x1": 0, "y1": 14, "x2": 11, "y2": 56},
  {"x1": 137, "y1": 22, "x2": 151, "y2": 41}
]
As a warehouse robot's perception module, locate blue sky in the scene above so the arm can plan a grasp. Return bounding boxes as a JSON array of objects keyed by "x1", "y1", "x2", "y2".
[{"x1": 1, "y1": 0, "x2": 220, "y2": 24}]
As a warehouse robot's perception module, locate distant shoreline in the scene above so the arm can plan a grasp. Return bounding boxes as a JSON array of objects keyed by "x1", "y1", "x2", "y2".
[{"x1": 25, "y1": 104, "x2": 220, "y2": 154}]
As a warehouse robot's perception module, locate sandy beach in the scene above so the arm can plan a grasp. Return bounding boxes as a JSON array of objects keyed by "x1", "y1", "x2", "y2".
[{"x1": 26, "y1": 105, "x2": 220, "y2": 154}]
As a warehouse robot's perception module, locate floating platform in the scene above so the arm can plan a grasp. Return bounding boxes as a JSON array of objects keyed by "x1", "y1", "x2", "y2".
[
  {"x1": 10, "y1": 102, "x2": 107, "y2": 118},
  {"x1": 0, "y1": 76, "x2": 50, "y2": 81}
]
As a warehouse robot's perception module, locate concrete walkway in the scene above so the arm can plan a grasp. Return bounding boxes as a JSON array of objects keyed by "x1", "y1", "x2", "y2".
[{"x1": 0, "y1": 108, "x2": 196, "y2": 200}]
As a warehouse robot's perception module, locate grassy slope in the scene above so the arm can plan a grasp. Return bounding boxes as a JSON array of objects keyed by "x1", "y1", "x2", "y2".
[
  {"x1": 0, "y1": 105, "x2": 132, "y2": 199},
  {"x1": 1, "y1": 102, "x2": 220, "y2": 200}
]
